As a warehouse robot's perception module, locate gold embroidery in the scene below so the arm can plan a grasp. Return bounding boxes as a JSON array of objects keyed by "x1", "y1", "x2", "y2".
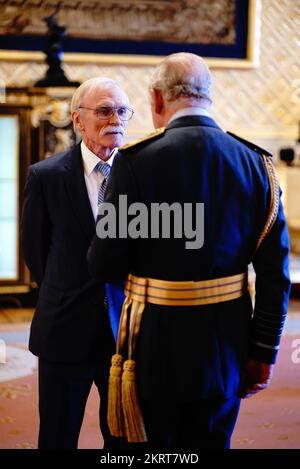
[{"x1": 120, "y1": 127, "x2": 165, "y2": 150}]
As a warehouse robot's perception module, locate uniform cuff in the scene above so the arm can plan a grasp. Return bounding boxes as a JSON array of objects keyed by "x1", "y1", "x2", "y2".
[{"x1": 249, "y1": 341, "x2": 279, "y2": 364}]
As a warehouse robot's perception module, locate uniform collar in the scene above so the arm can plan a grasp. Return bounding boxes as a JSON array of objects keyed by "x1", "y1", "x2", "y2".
[
  {"x1": 168, "y1": 107, "x2": 211, "y2": 125},
  {"x1": 166, "y1": 114, "x2": 221, "y2": 131}
]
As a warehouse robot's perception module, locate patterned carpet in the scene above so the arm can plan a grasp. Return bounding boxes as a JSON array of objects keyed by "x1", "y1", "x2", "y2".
[{"x1": 0, "y1": 305, "x2": 300, "y2": 449}]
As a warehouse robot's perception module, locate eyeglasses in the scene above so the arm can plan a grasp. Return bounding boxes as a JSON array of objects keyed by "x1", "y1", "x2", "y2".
[{"x1": 77, "y1": 105, "x2": 134, "y2": 121}]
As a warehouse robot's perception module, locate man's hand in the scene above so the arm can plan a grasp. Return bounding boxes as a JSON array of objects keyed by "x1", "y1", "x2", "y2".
[{"x1": 238, "y1": 359, "x2": 274, "y2": 399}]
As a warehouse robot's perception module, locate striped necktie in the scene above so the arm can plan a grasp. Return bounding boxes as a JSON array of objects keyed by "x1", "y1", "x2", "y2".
[
  {"x1": 96, "y1": 162, "x2": 111, "y2": 205},
  {"x1": 95, "y1": 162, "x2": 111, "y2": 311}
]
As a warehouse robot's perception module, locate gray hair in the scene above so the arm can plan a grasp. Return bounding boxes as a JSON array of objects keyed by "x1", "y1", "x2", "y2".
[
  {"x1": 149, "y1": 52, "x2": 212, "y2": 104},
  {"x1": 70, "y1": 77, "x2": 120, "y2": 113}
]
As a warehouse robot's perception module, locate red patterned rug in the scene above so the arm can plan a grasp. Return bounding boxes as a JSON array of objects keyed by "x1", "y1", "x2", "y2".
[{"x1": 0, "y1": 327, "x2": 300, "y2": 449}]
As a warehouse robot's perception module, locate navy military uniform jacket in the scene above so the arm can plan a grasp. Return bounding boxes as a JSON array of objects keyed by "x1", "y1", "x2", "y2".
[{"x1": 88, "y1": 115, "x2": 291, "y2": 401}]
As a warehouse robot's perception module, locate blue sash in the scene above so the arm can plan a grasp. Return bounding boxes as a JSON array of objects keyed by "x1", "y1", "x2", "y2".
[{"x1": 105, "y1": 282, "x2": 125, "y2": 342}]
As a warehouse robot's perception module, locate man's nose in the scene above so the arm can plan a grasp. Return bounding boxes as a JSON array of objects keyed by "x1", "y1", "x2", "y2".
[{"x1": 109, "y1": 109, "x2": 122, "y2": 124}]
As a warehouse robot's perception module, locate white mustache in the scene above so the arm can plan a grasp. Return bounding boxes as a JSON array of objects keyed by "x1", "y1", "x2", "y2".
[{"x1": 100, "y1": 125, "x2": 124, "y2": 136}]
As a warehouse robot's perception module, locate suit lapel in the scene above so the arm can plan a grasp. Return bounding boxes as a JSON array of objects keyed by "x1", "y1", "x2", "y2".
[{"x1": 63, "y1": 143, "x2": 95, "y2": 242}]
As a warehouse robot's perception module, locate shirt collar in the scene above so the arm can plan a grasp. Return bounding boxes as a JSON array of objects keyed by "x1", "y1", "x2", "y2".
[
  {"x1": 81, "y1": 141, "x2": 117, "y2": 177},
  {"x1": 168, "y1": 107, "x2": 211, "y2": 125}
]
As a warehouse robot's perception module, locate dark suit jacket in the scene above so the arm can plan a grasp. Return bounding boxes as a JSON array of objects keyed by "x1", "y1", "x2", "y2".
[
  {"x1": 21, "y1": 143, "x2": 108, "y2": 362},
  {"x1": 88, "y1": 116, "x2": 291, "y2": 401}
]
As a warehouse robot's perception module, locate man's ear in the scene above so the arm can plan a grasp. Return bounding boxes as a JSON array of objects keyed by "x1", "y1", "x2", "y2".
[
  {"x1": 72, "y1": 111, "x2": 84, "y2": 133},
  {"x1": 153, "y1": 89, "x2": 164, "y2": 115}
]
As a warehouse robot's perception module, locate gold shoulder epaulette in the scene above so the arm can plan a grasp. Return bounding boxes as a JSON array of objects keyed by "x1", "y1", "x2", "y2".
[
  {"x1": 120, "y1": 127, "x2": 165, "y2": 150},
  {"x1": 227, "y1": 131, "x2": 273, "y2": 157}
]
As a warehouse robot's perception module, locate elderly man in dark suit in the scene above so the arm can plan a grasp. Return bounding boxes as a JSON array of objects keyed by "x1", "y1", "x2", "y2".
[
  {"x1": 87, "y1": 53, "x2": 291, "y2": 450},
  {"x1": 21, "y1": 77, "x2": 134, "y2": 449}
]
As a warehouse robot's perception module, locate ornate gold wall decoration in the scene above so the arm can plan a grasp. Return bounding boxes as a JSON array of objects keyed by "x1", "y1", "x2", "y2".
[
  {"x1": 30, "y1": 96, "x2": 72, "y2": 128},
  {"x1": 0, "y1": 0, "x2": 298, "y2": 149}
]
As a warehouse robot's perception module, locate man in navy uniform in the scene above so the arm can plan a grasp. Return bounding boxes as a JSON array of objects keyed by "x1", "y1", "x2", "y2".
[
  {"x1": 21, "y1": 77, "x2": 133, "y2": 448},
  {"x1": 87, "y1": 53, "x2": 291, "y2": 449}
]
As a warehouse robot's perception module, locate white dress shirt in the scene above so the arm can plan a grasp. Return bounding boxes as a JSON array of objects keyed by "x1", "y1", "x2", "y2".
[{"x1": 81, "y1": 141, "x2": 117, "y2": 221}]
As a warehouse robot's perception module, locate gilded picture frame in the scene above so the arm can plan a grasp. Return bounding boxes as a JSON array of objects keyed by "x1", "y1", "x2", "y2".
[{"x1": 0, "y1": 0, "x2": 261, "y2": 69}]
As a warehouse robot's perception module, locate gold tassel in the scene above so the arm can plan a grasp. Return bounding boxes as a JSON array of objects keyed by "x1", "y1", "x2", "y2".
[
  {"x1": 107, "y1": 294, "x2": 132, "y2": 438},
  {"x1": 122, "y1": 359, "x2": 147, "y2": 443},
  {"x1": 107, "y1": 353, "x2": 125, "y2": 437}
]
